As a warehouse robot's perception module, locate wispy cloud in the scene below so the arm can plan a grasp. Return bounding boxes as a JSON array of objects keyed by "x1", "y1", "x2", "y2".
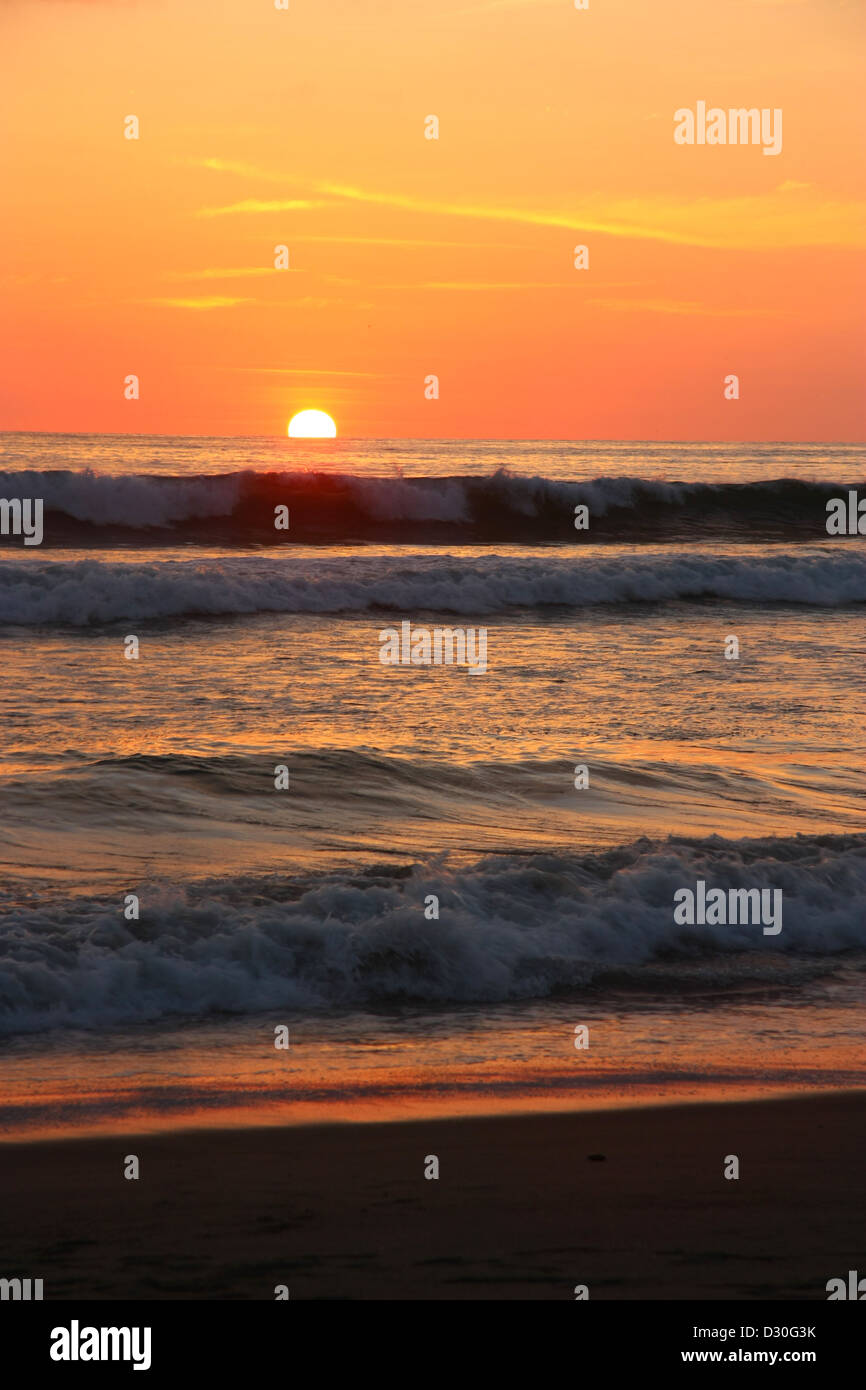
[
  {"x1": 317, "y1": 183, "x2": 866, "y2": 251},
  {"x1": 189, "y1": 157, "x2": 295, "y2": 184},
  {"x1": 197, "y1": 199, "x2": 327, "y2": 219},
  {"x1": 187, "y1": 157, "x2": 864, "y2": 251},
  {"x1": 317, "y1": 182, "x2": 694, "y2": 244},
  {"x1": 143, "y1": 296, "x2": 254, "y2": 310}
]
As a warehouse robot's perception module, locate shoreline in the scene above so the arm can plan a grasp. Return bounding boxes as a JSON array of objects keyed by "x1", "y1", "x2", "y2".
[
  {"x1": 1, "y1": 1079, "x2": 864, "y2": 1147},
  {"x1": 1, "y1": 1091, "x2": 862, "y2": 1299}
]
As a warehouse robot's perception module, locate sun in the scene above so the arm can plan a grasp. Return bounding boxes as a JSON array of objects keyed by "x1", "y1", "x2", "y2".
[{"x1": 287, "y1": 409, "x2": 337, "y2": 439}]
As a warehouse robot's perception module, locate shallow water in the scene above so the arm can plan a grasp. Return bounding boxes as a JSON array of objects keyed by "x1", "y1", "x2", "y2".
[{"x1": 0, "y1": 436, "x2": 864, "y2": 1138}]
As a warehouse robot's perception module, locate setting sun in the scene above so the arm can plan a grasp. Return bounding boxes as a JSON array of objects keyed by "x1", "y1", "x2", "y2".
[{"x1": 288, "y1": 410, "x2": 337, "y2": 439}]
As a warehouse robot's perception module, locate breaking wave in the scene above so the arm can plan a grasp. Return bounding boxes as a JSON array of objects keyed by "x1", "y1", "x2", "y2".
[
  {"x1": 1, "y1": 469, "x2": 863, "y2": 545},
  {"x1": 1, "y1": 833, "x2": 864, "y2": 1034},
  {"x1": 1, "y1": 548, "x2": 865, "y2": 624}
]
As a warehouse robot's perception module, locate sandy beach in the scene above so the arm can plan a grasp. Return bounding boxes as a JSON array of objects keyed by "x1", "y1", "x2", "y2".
[{"x1": 1, "y1": 1092, "x2": 862, "y2": 1300}]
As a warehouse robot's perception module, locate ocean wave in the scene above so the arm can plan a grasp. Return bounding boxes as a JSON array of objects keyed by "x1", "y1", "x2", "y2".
[
  {"x1": 0, "y1": 833, "x2": 864, "y2": 1034},
  {"x1": 0, "y1": 469, "x2": 863, "y2": 545},
  {"x1": 1, "y1": 549, "x2": 865, "y2": 624},
  {"x1": 0, "y1": 748, "x2": 782, "y2": 824}
]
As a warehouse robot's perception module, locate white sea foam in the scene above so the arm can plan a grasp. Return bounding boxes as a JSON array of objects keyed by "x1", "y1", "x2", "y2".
[
  {"x1": 0, "y1": 469, "x2": 243, "y2": 527},
  {"x1": 0, "y1": 469, "x2": 860, "y2": 534},
  {"x1": 0, "y1": 835, "x2": 863, "y2": 1034},
  {"x1": 0, "y1": 550, "x2": 865, "y2": 625}
]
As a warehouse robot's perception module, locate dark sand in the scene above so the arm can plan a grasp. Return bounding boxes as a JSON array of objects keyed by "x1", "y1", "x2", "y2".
[{"x1": 0, "y1": 1093, "x2": 862, "y2": 1299}]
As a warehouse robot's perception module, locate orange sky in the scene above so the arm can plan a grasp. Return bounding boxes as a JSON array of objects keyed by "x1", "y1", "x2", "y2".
[{"x1": 1, "y1": 0, "x2": 864, "y2": 440}]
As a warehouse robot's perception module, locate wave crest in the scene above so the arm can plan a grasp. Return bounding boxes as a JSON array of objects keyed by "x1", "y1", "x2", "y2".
[
  {"x1": 1, "y1": 470, "x2": 863, "y2": 544},
  {"x1": 1, "y1": 549, "x2": 865, "y2": 624},
  {"x1": 1, "y1": 833, "x2": 864, "y2": 1034}
]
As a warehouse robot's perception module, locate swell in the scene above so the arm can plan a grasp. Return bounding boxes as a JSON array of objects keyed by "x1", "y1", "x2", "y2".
[
  {"x1": 1, "y1": 747, "x2": 857, "y2": 814},
  {"x1": 1, "y1": 469, "x2": 863, "y2": 546},
  {"x1": 1, "y1": 549, "x2": 865, "y2": 624},
  {"x1": 1, "y1": 832, "x2": 864, "y2": 1034}
]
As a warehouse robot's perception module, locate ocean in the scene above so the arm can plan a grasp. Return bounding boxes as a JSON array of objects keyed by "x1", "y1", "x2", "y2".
[{"x1": 1, "y1": 434, "x2": 865, "y2": 1139}]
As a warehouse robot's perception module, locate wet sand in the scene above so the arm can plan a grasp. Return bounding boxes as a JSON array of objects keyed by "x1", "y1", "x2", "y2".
[{"x1": 0, "y1": 1092, "x2": 862, "y2": 1300}]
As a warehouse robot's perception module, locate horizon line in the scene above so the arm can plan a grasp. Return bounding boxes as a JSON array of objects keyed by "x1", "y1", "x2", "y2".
[{"x1": 2, "y1": 430, "x2": 864, "y2": 447}]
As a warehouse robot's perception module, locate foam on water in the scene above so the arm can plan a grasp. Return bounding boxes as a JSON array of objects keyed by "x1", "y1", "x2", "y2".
[
  {"x1": 1, "y1": 833, "x2": 864, "y2": 1036},
  {"x1": 1, "y1": 548, "x2": 866, "y2": 624}
]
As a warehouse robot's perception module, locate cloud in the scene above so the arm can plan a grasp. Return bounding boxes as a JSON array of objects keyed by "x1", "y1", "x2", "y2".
[
  {"x1": 143, "y1": 296, "x2": 254, "y2": 310},
  {"x1": 188, "y1": 156, "x2": 864, "y2": 251},
  {"x1": 196, "y1": 175, "x2": 864, "y2": 250},
  {"x1": 197, "y1": 199, "x2": 327, "y2": 219},
  {"x1": 188, "y1": 158, "x2": 295, "y2": 183},
  {"x1": 318, "y1": 182, "x2": 698, "y2": 245},
  {"x1": 317, "y1": 183, "x2": 866, "y2": 251}
]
